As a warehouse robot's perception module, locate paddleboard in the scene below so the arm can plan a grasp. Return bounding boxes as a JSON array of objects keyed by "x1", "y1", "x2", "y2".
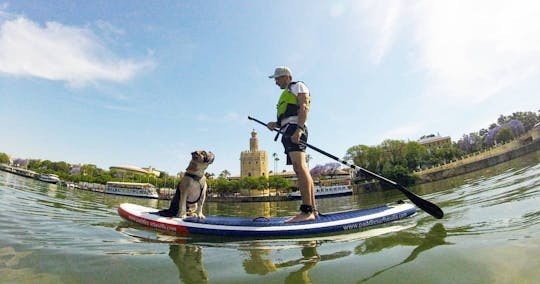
[{"x1": 118, "y1": 202, "x2": 416, "y2": 237}]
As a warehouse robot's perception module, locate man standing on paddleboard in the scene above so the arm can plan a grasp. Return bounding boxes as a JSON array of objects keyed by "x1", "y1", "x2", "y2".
[{"x1": 266, "y1": 66, "x2": 317, "y2": 223}]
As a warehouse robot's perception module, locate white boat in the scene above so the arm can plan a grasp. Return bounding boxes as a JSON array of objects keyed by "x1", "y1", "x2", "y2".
[
  {"x1": 289, "y1": 184, "x2": 352, "y2": 199},
  {"x1": 105, "y1": 181, "x2": 159, "y2": 199},
  {"x1": 39, "y1": 173, "x2": 61, "y2": 184}
]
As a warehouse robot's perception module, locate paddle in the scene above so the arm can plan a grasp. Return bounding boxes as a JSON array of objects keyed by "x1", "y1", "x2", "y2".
[{"x1": 248, "y1": 116, "x2": 444, "y2": 219}]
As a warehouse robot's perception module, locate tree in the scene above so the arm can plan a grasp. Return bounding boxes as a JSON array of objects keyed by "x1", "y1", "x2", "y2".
[
  {"x1": 208, "y1": 177, "x2": 236, "y2": 196},
  {"x1": 485, "y1": 125, "x2": 501, "y2": 146},
  {"x1": 381, "y1": 139, "x2": 407, "y2": 166},
  {"x1": 345, "y1": 144, "x2": 379, "y2": 172},
  {"x1": 310, "y1": 164, "x2": 325, "y2": 179},
  {"x1": 219, "y1": 170, "x2": 231, "y2": 179},
  {"x1": 272, "y1": 153, "x2": 279, "y2": 174},
  {"x1": 382, "y1": 164, "x2": 416, "y2": 186},
  {"x1": 268, "y1": 175, "x2": 291, "y2": 190},
  {"x1": 404, "y1": 142, "x2": 428, "y2": 170},
  {"x1": 457, "y1": 132, "x2": 484, "y2": 154},
  {"x1": 239, "y1": 177, "x2": 260, "y2": 190},
  {"x1": 506, "y1": 119, "x2": 525, "y2": 136},
  {"x1": 496, "y1": 126, "x2": 513, "y2": 143},
  {"x1": 0, "y1": 153, "x2": 9, "y2": 164},
  {"x1": 344, "y1": 145, "x2": 364, "y2": 162},
  {"x1": 310, "y1": 162, "x2": 341, "y2": 179},
  {"x1": 509, "y1": 111, "x2": 539, "y2": 131},
  {"x1": 51, "y1": 161, "x2": 70, "y2": 173},
  {"x1": 324, "y1": 162, "x2": 342, "y2": 178}
]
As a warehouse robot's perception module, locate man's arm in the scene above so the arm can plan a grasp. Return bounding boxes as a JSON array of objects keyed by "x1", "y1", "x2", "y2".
[
  {"x1": 291, "y1": 92, "x2": 310, "y2": 143},
  {"x1": 296, "y1": 92, "x2": 310, "y2": 128}
]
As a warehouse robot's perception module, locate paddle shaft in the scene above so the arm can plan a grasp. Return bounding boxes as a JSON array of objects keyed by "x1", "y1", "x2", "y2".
[{"x1": 248, "y1": 116, "x2": 444, "y2": 219}]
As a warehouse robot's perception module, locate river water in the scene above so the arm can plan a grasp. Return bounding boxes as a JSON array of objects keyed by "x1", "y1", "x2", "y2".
[{"x1": 1, "y1": 152, "x2": 538, "y2": 284}]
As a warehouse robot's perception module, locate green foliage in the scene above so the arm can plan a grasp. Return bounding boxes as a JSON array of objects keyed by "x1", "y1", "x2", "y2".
[
  {"x1": 239, "y1": 177, "x2": 264, "y2": 190},
  {"x1": 382, "y1": 165, "x2": 417, "y2": 186},
  {"x1": 268, "y1": 175, "x2": 291, "y2": 189},
  {"x1": 0, "y1": 152, "x2": 10, "y2": 164},
  {"x1": 346, "y1": 139, "x2": 462, "y2": 186},
  {"x1": 459, "y1": 110, "x2": 540, "y2": 154},
  {"x1": 208, "y1": 175, "x2": 291, "y2": 196},
  {"x1": 219, "y1": 170, "x2": 231, "y2": 179},
  {"x1": 346, "y1": 110, "x2": 538, "y2": 186},
  {"x1": 404, "y1": 142, "x2": 428, "y2": 170},
  {"x1": 497, "y1": 111, "x2": 539, "y2": 131},
  {"x1": 496, "y1": 126, "x2": 513, "y2": 144}
]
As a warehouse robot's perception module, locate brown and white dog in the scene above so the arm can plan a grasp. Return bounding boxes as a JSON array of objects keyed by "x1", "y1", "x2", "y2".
[{"x1": 158, "y1": 150, "x2": 214, "y2": 219}]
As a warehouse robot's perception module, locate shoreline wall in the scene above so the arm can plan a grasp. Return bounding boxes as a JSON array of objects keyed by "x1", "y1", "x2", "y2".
[{"x1": 415, "y1": 139, "x2": 540, "y2": 183}]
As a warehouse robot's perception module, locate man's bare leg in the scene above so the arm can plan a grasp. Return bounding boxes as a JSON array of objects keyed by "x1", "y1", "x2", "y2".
[{"x1": 285, "y1": 151, "x2": 316, "y2": 223}]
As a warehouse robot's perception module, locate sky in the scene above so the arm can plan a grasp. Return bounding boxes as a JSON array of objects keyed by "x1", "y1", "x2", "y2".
[{"x1": 1, "y1": 1, "x2": 539, "y2": 176}]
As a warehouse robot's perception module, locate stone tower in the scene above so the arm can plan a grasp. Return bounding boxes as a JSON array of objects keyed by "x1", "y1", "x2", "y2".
[{"x1": 240, "y1": 130, "x2": 268, "y2": 177}]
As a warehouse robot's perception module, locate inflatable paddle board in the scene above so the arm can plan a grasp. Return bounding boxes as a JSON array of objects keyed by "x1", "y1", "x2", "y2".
[{"x1": 118, "y1": 202, "x2": 416, "y2": 237}]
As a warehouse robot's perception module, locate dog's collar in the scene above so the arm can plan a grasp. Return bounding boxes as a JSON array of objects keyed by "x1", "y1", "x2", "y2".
[{"x1": 184, "y1": 172, "x2": 203, "y2": 182}]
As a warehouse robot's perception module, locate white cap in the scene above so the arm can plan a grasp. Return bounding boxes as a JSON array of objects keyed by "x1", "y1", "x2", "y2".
[{"x1": 268, "y1": 66, "x2": 292, "y2": 78}]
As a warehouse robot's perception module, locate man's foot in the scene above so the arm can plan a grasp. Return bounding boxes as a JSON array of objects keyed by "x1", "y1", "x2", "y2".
[{"x1": 285, "y1": 212, "x2": 316, "y2": 223}]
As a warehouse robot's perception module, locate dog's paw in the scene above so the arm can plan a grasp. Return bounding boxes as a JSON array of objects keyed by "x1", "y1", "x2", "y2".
[
  {"x1": 180, "y1": 214, "x2": 188, "y2": 219},
  {"x1": 197, "y1": 213, "x2": 206, "y2": 219}
]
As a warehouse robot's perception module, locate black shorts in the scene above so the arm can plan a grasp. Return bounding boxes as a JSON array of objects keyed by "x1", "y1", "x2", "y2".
[{"x1": 281, "y1": 124, "x2": 308, "y2": 165}]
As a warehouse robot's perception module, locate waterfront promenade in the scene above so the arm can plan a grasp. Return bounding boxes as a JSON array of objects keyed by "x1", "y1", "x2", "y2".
[{"x1": 415, "y1": 136, "x2": 540, "y2": 183}]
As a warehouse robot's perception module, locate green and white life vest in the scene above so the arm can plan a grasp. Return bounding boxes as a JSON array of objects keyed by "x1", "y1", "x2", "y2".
[{"x1": 276, "y1": 82, "x2": 301, "y2": 126}]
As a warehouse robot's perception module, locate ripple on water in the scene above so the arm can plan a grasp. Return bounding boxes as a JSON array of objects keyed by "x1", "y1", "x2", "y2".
[{"x1": 439, "y1": 163, "x2": 540, "y2": 238}]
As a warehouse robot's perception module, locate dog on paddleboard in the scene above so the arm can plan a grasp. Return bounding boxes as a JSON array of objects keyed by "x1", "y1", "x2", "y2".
[{"x1": 158, "y1": 150, "x2": 214, "y2": 219}]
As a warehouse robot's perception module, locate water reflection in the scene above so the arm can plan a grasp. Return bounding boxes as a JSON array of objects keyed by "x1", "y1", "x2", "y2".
[
  {"x1": 279, "y1": 241, "x2": 350, "y2": 284},
  {"x1": 169, "y1": 244, "x2": 209, "y2": 284},
  {"x1": 357, "y1": 223, "x2": 451, "y2": 282},
  {"x1": 242, "y1": 244, "x2": 278, "y2": 275},
  {"x1": 241, "y1": 240, "x2": 350, "y2": 284},
  {"x1": 166, "y1": 240, "x2": 352, "y2": 284}
]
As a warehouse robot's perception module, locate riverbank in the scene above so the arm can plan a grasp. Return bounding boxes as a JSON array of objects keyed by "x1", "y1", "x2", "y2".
[
  {"x1": 3, "y1": 134, "x2": 538, "y2": 202},
  {"x1": 415, "y1": 137, "x2": 540, "y2": 183}
]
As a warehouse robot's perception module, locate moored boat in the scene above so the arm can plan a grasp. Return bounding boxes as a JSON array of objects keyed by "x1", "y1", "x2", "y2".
[
  {"x1": 288, "y1": 184, "x2": 352, "y2": 199},
  {"x1": 39, "y1": 173, "x2": 61, "y2": 184},
  {"x1": 0, "y1": 164, "x2": 39, "y2": 179},
  {"x1": 105, "y1": 181, "x2": 159, "y2": 199}
]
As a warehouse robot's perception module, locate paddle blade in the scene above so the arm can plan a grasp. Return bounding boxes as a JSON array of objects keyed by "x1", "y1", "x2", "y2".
[{"x1": 396, "y1": 185, "x2": 444, "y2": 219}]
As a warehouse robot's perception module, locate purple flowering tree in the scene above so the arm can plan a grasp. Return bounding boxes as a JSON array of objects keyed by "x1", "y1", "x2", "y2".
[
  {"x1": 484, "y1": 125, "x2": 502, "y2": 146},
  {"x1": 506, "y1": 119, "x2": 525, "y2": 136}
]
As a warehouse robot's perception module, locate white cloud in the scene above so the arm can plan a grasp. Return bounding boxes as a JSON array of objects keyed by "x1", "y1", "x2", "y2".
[
  {"x1": 223, "y1": 112, "x2": 244, "y2": 123},
  {"x1": 196, "y1": 111, "x2": 246, "y2": 123},
  {"x1": 369, "y1": 1, "x2": 402, "y2": 65},
  {"x1": 379, "y1": 122, "x2": 425, "y2": 142},
  {"x1": 412, "y1": 1, "x2": 540, "y2": 103},
  {"x1": 0, "y1": 16, "x2": 152, "y2": 87},
  {"x1": 360, "y1": 0, "x2": 540, "y2": 103}
]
